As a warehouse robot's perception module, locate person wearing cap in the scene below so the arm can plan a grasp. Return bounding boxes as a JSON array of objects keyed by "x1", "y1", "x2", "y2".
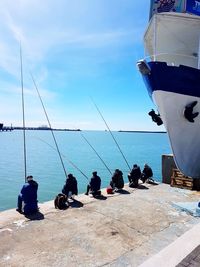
[
  {"x1": 128, "y1": 164, "x2": 141, "y2": 188},
  {"x1": 85, "y1": 171, "x2": 101, "y2": 196},
  {"x1": 110, "y1": 169, "x2": 124, "y2": 190},
  {"x1": 16, "y1": 175, "x2": 38, "y2": 215},
  {"x1": 141, "y1": 164, "x2": 153, "y2": 183},
  {"x1": 62, "y1": 173, "x2": 78, "y2": 199}
]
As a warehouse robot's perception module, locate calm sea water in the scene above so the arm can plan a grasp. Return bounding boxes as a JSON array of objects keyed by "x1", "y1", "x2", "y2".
[{"x1": 0, "y1": 130, "x2": 171, "y2": 211}]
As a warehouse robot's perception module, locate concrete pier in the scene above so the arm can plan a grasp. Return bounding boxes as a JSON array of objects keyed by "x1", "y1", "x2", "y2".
[{"x1": 1, "y1": 183, "x2": 200, "y2": 267}]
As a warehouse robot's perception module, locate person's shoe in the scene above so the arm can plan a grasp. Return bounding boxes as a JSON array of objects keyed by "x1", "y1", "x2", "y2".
[{"x1": 16, "y1": 208, "x2": 23, "y2": 214}]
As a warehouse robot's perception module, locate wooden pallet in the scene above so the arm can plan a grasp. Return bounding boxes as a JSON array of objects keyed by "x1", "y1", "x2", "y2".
[{"x1": 171, "y1": 168, "x2": 193, "y2": 190}]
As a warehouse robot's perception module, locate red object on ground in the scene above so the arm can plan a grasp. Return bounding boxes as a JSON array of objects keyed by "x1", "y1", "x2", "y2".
[{"x1": 106, "y1": 187, "x2": 113, "y2": 194}]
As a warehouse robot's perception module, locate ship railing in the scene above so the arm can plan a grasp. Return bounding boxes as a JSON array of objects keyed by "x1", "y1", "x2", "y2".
[{"x1": 144, "y1": 52, "x2": 199, "y2": 69}]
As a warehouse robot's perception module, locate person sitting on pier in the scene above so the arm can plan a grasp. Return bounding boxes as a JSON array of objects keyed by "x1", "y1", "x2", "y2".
[
  {"x1": 85, "y1": 171, "x2": 101, "y2": 197},
  {"x1": 110, "y1": 169, "x2": 124, "y2": 191},
  {"x1": 16, "y1": 175, "x2": 38, "y2": 215},
  {"x1": 141, "y1": 164, "x2": 154, "y2": 183},
  {"x1": 128, "y1": 164, "x2": 141, "y2": 188},
  {"x1": 62, "y1": 173, "x2": 78, "y2": 199}
]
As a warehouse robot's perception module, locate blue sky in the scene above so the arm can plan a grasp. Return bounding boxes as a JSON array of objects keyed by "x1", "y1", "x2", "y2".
[{"x1": 0, "y1": 0, "x2": 164, "y2": 131}]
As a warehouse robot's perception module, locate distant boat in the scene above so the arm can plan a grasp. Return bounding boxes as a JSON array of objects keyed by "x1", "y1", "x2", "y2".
[{"x1": 137, "y1": 0, "x2": 200, "y2": 178}]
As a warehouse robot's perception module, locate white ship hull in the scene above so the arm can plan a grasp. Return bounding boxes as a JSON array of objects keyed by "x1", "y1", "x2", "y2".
[
  {"x1": 153, "y1": 90, "x2": 200, "y2": 177},
  {"x1": 138, "y1": 9, "x2": 200, "y2": 178}
]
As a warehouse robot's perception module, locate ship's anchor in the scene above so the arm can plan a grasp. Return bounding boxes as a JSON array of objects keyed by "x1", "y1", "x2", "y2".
[
  {"x1": 148, "y1": 109, "x2": 163, "y2": 126},
  {"x1": 184, "y1": 101, "x2": 199, "y2": 123}
]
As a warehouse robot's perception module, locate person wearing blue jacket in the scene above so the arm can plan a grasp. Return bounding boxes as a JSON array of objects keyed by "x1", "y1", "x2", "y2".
[{"x1": 16, "y1": 175, "x2": 38, "y2": 215}]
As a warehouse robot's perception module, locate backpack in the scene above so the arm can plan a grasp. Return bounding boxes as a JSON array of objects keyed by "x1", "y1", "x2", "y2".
[{"x1": 54, "y1": 193, "x2": 68, "y2": 210}]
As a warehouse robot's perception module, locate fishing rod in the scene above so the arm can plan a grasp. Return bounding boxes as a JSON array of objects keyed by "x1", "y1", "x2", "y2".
[
  {"x1": 34, "y1": 136, "x2": 89, "y2": 181},
  {"x1": 80, "y1": 132, "x2": 112, "y2": 175},
  {"x1": 20, "y1": 44, "x2": 27, "y2": 182},
  {"x1": 30, "y1": 73, "x2": 67, "y2": 178},
  {"x1": 91, "y1": 99, "x2": 131, "y2": 171}
]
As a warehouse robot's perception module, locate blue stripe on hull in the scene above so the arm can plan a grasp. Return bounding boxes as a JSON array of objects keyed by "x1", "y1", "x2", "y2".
[{"x1": 142, "y1": 62, "x2": 200, "y2": 98}]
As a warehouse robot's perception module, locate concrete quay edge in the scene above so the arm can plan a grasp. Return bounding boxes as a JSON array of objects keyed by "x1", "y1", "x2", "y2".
[{"x1": 139, "y1": 221, "x2": 200, "y2": 267}]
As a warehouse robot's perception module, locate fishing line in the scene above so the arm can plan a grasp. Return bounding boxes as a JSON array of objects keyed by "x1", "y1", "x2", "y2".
[
  {"x1": 91, "y1": 98, "x2": 131, "y2": 171},
  {"x1": 95, "y1": 167, "x2": 129, "y2": 173},
  {"x1": 34, "y1": 136, "x2": 89, "y2": 181},
  {"x1": 80, "y1": 132, "x2": 112, "y2": 175},
  {"x1": 20, "y1": 43, "x2": 27, "y2": 182},
  {"x1": 30, "y1": 72, "x2": 67, "y2": 178}
]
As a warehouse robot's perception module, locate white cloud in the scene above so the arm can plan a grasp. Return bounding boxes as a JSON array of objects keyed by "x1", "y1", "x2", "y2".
[{"x1": 0, "y1": 0, "x2": 142, "y2": 74}]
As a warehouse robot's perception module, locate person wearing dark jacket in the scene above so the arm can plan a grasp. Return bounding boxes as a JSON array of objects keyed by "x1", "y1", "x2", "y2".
[
  {"x1": 110, "y1": 169, "x2": 124, "y2": 190},
  {"x1": 85, "y1": 171, "x2": 101, "y2": 196},
  {"x1": 141, "y1": 164, "x2": 153, "y2": 183},
  {"x1": 62, "y1": 173, "x2": 78, "y2": 198},
  {"x1": 16, "y1": 175, "x2": 38, "y2": 215},
  {"x1": 128, "y1": 164, "x2": 141, "y2": 188}
]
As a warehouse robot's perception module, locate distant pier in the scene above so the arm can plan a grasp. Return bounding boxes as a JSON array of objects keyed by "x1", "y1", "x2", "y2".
[
  {"x1": 0, "y1": 123, "x2": 13, "y2": 132},
  {"x1": 0, "y1": 123, "x2": 81, "y2": 132},
  {"x1": 13, "y1": 126, "x2": 81, "y2": 131}
]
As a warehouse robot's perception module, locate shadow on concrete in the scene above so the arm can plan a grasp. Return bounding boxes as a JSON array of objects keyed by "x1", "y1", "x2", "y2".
[
  {"x1": 116, "y1": 189, "x2": 130, "y2": 194},
  {"x1": 25, "y1": 211, "x2": 45, "y2": 220},
  {"x1": 137, "y1": 184, "x2": 149, "y2": 190},
  {"x1": 69, "y1": 199, "x2": 84, "y2": 208},
  {"x1": 94, "y1": 195, "x2": 107, "y2": 200},
  {"x1": 146, "y1": 179, "x2": 159, "y2": 185}
]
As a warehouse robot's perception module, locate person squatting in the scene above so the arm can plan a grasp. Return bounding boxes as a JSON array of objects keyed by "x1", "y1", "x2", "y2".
[{"x1": 128, "y1": 163, "x2": 154, "y2": 187}]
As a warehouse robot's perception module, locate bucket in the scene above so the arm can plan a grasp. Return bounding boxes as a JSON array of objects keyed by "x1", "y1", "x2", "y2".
[{"x1": 107, "y1": 187, "x2": 113, "y2": 194}]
